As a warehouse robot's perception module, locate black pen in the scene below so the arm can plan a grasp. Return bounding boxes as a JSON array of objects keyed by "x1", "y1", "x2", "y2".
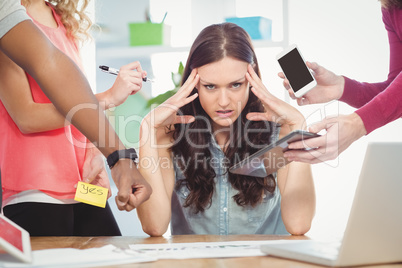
[{"x1": 99, "y1": 65, "x2": 154, "y2": 82}]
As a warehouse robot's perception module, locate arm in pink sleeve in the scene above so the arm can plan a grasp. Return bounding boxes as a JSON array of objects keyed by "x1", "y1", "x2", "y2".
[
  {"x1": 355, "y1": 71, "x2": 402, "y2": 134},
  {"x1": 339, "y1": 77, "x2": 389, "y2": 108}
]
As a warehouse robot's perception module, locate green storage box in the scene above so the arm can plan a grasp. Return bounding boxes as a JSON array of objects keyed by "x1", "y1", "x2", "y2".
[{"x1": 128, "y1": 22, "x2": 170, "y2": 46}]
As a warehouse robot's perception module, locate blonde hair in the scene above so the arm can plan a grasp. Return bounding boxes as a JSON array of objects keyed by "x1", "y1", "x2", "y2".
[{"x1": 22, "y1": 0, "x2": 92, "y2": 44}]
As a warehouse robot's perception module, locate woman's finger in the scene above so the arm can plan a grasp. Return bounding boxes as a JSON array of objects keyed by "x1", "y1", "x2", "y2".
[
  {"x1": 178, "y1": 69, "x2": 198, "y2": 94},
  {"x1": 183, "y1": 92, "x2": 198, "y2": 106},
  {"x1": 184, "y1": 73, "x2": 199, "y2": 95},
  {"x1": 121, "y1": 61, "x2": 143, "y2": 73},
  {"x1": 246, "y1": 65, "x2": 272, "y2": 102},
  {"x1": 83, "y1": 165, "x2": 103, "y2": 184},
  {"x1": 246, "y1": 112, "x2": 270, "y2": 121},
  {"x1": 282, "y1": 79, "x2": 291, "y2": 90},
  {"x1": 287, "y1": 135, "x2": 325, "y2": 150},
  {"x1": 284, "y1": 148, "x2": 329, "y2": 164},
  {"x1": 246, "y1": 73, "x2": 261, "y2": 94},
  {"x1": 249, "y1": 85, "x2": 270, "y2": 105},
  {"x1": 174, "y1": 115, "x2": 196, "y2": 124},
  {"x1": 247, "y1": 64, "x2": 260, "y2": 82},
  {"x1": 288, "y1": 88, "x2": 296, "y2": 99},
  {"x1": 308, "y1": 117, "x2": 337, "y2": 134},
  {"x1": 172, "y1": 73, "x2": 199, "y2": 104},
  {"x1": 306, "y1": 61, "x2": 319, "y2": 75},
  {"x1": 297, "y1": 97, "x2": 309, "y2": 106}
]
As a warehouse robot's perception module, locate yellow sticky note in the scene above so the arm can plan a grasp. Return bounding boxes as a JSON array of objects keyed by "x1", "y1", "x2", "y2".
[{"x1": 74, "y1": 181, "x2": 108, "y2": 208}]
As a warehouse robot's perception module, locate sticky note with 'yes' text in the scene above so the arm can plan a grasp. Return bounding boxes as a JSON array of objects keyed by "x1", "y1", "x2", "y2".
[{"x1": 74, "y1": 181, "x2": 108, "y2": 208}]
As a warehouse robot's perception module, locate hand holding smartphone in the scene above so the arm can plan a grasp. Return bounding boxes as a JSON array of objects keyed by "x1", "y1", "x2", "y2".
[{"x1": 276, "y1": 44, "x2": 316, "y2": 98}]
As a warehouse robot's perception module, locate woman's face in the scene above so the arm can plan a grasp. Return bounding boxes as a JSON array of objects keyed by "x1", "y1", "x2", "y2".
[{"x1": 196, "y1": 57, "x2": 250, "y2": 132}]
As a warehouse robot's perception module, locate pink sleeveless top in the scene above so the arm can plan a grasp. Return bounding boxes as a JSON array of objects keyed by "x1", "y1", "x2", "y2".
[{"x1": 0, "y1": 4, "x2": 87, "y2": 200}]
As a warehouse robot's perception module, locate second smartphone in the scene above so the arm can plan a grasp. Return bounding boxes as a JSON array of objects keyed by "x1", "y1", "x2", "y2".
[{"x1": 276, "y1": 44, "x2": 316, "y2": 98}]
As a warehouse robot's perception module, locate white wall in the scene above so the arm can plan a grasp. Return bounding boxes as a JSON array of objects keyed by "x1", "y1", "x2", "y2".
[
  {"x1": 80, "y1": 0, "x2": 96, "y2": 91},
  {"x1": 94, "y1": 0, "x2": 150, "y2": 46}
]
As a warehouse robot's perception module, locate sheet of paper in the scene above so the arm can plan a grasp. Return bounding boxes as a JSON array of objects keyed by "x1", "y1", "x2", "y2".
[
  {"x1": 129, "y1": 240, "x2": 294, "y2": 259},
  {"x1": 0, "y1": 245, "x2": 156, "y2": 268},
  {"x1": 74, "y1": 181, "x2": 108, "y2": 208}
]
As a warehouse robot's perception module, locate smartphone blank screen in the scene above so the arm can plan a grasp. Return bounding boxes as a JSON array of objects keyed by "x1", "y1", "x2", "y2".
[{"x1": 278, "y1": 48, "x2": 314, "y2": 92}]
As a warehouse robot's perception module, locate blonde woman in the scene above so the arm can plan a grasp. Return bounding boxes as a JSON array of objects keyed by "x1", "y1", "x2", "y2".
[{"x1": 0, "y1": 0, "x2": 146, "y2": 236}]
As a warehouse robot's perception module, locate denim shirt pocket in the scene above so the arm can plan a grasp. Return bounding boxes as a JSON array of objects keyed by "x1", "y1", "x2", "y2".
[
  {"x1": 246, "y1": 188, "x2": 276, "y2": 226},
  {"x1": 177, "y1": 184, "x2": 190, "y2": 200},
  {"x1": 176, "y1": 184, "x2": 204, "y2": 221}
]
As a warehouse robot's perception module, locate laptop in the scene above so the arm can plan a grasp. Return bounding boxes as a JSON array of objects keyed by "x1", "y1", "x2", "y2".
[{"x1": 261, "y1": 142, "x2": 402, "y2": 267}]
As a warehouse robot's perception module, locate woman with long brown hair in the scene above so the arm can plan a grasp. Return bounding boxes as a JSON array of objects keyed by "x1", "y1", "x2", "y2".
[{"x1": 137, "y1": 23, "x2": 315, "y2": 236}]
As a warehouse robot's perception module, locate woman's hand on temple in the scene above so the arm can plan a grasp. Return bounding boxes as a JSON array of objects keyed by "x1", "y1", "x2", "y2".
[
  {"x1": 145, "y1": 69, "x2": 200, "y2": 129},
  {"x1": 245, "y1": 64, "x2": 306, "y2": 131}
]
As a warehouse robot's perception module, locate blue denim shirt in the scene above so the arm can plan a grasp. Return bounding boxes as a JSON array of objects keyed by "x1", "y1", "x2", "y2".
[{"x1": 171, "y1": 128, "x2": 288, "y2": 235}]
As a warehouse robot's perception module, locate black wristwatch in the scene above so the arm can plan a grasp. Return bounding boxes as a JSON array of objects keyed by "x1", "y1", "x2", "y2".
[{"x1": 106, "y1": 148, "x2": 138, "y2": 169}]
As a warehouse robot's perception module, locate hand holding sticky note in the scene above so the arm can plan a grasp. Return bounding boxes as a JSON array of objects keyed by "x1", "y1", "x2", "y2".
[{"x1": 74, "y1": 181, "x2": 108, "y2": 208}]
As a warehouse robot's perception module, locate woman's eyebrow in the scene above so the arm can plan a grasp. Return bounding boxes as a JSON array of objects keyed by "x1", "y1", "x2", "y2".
[
  {"x1": 199, "y1": 76, "x2": 246, "y2": 85},
  {"x1": 231, "y1": 77, "x2": 247, "y2": 83},
  {"x1": 199, "y1": 78, "x2": 213, "y2": 84}
]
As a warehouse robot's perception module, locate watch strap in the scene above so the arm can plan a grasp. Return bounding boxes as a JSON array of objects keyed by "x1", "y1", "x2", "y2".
[{"x1": 106, "y1": 148, "x2": 138, "y2": 169}]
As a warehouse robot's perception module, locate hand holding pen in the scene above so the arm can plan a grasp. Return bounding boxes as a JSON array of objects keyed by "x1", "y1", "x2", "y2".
[
  {"x1": 99, "y1": 65, "x2": 154, "y2": 82},
  {"x1": 97, "y1": 61, "x2": 151, "y2": 108}
]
